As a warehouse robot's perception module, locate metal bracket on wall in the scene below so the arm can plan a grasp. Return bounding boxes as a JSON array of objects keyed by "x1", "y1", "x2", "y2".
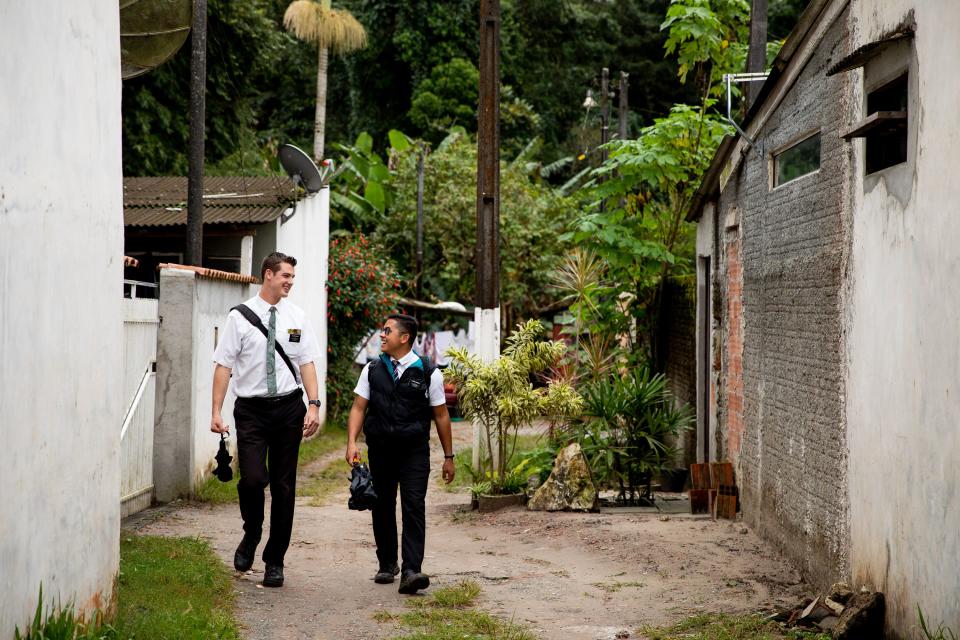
[{"x1": 724, "y1": 72, "x2": 769, "y2": 161}]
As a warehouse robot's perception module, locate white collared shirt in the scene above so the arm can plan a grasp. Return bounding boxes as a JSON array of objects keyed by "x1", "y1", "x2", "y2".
[
  {"x1": 353, "y1": 349, "x2": 446, "y2": 407},
  {"x1": 213, "y1": 294, "x2": 321, "y2": 398}
]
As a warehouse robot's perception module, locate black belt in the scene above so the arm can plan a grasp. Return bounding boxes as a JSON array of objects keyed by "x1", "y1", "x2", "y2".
[{"x1": 238, "y1": 388, "x2": 302, "y2": 404}]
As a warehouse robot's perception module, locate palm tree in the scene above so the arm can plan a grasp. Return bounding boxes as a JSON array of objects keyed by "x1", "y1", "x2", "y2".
[{"x1": 283, "y1": 0, "x2": 367, "y2": 162}]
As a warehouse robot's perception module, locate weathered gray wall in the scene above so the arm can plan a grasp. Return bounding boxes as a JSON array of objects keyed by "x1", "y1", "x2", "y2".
[
  {"x1": 714, "y1": 10, "x2": 853, "y2": 589},
  {"x1": 0, "y1": 2, "x2": 123, "y2": 633},
  {"x1": 845, "y1": 1, "x2": 960, "y2": 635}
]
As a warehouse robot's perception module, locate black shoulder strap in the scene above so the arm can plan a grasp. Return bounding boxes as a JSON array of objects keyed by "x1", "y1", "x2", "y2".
[{"x1": 232, "y1": 304, "x2": 300, "y2": 383}]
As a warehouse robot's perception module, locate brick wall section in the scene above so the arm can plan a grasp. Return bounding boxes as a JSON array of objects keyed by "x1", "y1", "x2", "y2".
[
  {"x1": 725, "y1": 235, "x2": 744, "y2": 463},
  {"x1": 714, "y1": 11, "x2": 852, "y2": 589}
]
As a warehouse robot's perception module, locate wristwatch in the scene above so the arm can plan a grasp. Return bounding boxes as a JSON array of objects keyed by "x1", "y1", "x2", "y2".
[
  {"x1": 444, "y1": 453, "x2": 455, "y2": 459},
  {"x1": 308, "y1": 399, "x2": 322, "y2": 408}
]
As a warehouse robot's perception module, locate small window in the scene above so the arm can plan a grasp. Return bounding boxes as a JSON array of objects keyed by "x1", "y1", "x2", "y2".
[
  {"x1": 865, "y1": 74, "x2": 908, "y2": 174},
  {"x1": 774, "y1": 133, "x2": 821, "y2": 187}
]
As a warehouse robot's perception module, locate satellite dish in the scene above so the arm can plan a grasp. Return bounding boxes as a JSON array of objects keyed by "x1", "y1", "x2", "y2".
[
  {"x1": 120, "y1": 0, "x2": 192, "y2": 80},
  {"x1": 278, "y1": 144, "x2": 325, "y2": 193}
]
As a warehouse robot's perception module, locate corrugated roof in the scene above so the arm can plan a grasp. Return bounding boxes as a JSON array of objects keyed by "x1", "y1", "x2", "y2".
[{"x1": 124, "y1": 176, "x2": 296, "y2": 227}]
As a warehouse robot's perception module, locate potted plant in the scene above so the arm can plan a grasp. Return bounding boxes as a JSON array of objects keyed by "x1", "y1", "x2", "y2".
[{"x1": 445, "y1": 320, "x2": 583, "y2": 510}]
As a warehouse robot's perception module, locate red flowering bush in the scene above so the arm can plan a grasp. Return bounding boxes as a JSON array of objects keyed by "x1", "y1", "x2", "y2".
[{"x1": 326, "y1": 234, "x2": 401, "y2": 418}]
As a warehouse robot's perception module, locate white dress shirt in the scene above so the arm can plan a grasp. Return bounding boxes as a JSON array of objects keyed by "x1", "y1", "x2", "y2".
[
  {"x1": 213, "y1": 294, "x2": 321, "y2": 398},
  {"x1": 354, "y1": 349, "x2": 446, "y2": 407}
]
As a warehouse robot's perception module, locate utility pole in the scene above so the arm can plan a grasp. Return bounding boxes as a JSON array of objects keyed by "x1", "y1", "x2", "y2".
[
  {"x1": 618, "y1": 71, "x2": 629, "y2": 209},
  {"x1": 599, "y1": 67, "x2": 610, "y2": 164},
  {"x1": 746, "y1": 0, "x2": 768, "y2": 108},
  {"x1": 185, "y1": 0, "x2": 207, "y2": 266},
  {"x1": 618, "y1": 71, "x2": 629, "y2": 142},
  {"x1": 475, "y1": 0, "x2": 501, "y2": 471},
  {"x1": 415, "y1": 143, "x2": 426, "y2": 319},
  {"x1": 598, "y1": 67, "x2": 610, "y2": 212}
]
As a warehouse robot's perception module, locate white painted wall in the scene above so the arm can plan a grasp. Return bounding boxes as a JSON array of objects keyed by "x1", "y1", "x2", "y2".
[
  {"x1": 275, "y1": 188, "x2": 330, "y2": 426},
  {"x1": 0, "y1": 2, "x2": 123, "y2": 634},
  {"x1": 154, "y1": 267, "x2": 250, "y2": 497},
  {"x1": 192, "y1": 277, "x2": 245, "y2": 485},
  {"x1": 845, "y1": 1, "x2": 960, "y2": 635}
]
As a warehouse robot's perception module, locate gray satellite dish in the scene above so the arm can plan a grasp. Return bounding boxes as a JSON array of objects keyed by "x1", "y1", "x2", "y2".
[
  {"x1": 120, "y1": 0, "x2": 192, "y2": 79},
  {"x1": 279, "y1": 144, "x2": 324, "y2": 193}
]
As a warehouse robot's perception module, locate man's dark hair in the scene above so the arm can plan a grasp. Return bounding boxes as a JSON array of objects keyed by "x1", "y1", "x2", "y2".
[
  {"x1": 261, "y1": 252, "x2": 297, "y2": 280},
  {"x1": 388, "y1": 313, "x2": 419, "y2": 342}
]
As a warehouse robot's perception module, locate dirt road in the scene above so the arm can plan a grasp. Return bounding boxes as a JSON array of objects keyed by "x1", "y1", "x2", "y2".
[{"x1": 127, "y1": 426, "x2": 809, "y2": 640}]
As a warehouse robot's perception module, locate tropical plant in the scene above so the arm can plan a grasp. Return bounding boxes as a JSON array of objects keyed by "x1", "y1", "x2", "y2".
[
  {"x1": 326, "y1": 234, "x2": 400, "y2": 419},
  {"x1": 284, "y1": 0, "x2": 367, "y2": 162},
  {"x1": 571, "y1": 367, "x2": 693, "y2": 503},
  {"x1": 378, "y1": 129, "x2": 577, "y2": 324},
  {"x1": 327, "y1": 130, "x2": 411, "y2": 230},
  {"x1": 444, "y1": 320, "x2": 583, "y2": 494}
]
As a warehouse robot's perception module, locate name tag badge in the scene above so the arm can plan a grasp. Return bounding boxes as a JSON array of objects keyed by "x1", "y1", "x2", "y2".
[{"x1": 288, "y1": 328, "x2": 302, "y2": 343}]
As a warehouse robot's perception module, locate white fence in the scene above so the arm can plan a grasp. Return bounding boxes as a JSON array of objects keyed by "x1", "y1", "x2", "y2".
[{"x1": 120, "y1": 297, "x2": 159, "y2": 516}]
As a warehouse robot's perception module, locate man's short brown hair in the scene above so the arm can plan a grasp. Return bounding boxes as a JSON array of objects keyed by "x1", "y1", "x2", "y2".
[{"x1": 261, "y1": 252, "x2": 297, "y2": 280}]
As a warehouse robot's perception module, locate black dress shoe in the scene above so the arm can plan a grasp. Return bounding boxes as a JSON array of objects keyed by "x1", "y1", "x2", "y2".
[
  {"x1": 233, "y1": 535, "x2": 259, "y2": 572},
  {"x1": 398, "y1": 570, "x2": 430, "y2": 594},
  {"x1": 374, "y1": 563, "x2": 400, "y2": 584},
  {"x1": 263, "y1": 564, "x2": 284, "y2": 587}
]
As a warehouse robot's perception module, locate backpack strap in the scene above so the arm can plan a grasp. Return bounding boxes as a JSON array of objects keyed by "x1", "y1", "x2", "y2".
[{"x1": 232, "y1": 304, "x2": 300, "y2": 383}]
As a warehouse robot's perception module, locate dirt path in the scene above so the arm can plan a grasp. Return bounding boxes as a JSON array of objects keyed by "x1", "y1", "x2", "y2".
[{"x1": 126, "y1": 425, "x2": 809, "y2": 640}]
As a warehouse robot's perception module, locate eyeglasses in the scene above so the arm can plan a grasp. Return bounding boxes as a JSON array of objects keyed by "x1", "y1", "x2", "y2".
[{"x1": 380, "y1": 326, "x2": 407, "y2": 337}]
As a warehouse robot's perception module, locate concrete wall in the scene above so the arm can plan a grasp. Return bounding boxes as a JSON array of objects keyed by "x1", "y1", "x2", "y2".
[
  {"x1": 710, "y1": 10, "x2": 854, "y2": 590},
  {"x1": 845, "y1": 1, "x2": 960, "y2": 635},
  {"x1": 275, "y1": 188, "x2": 330, "y2": 425},
  {"x1": 154, "y1": 267, "x2": 250, "y2": 500},
  {"x1": 0, "y1": 2, "x2": 123, "y2": 633}
]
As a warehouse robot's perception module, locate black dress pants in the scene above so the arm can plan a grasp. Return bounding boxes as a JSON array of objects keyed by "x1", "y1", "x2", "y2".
[
  {"x1": 368, "y1": 439, "x2": 431, "y2": 574},
  {"x1": 234, "y1": 389, "x2": 305, "y2": 566}
]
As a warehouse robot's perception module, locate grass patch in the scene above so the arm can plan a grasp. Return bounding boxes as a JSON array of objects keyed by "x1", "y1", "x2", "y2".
[
  {"x1": 298, "y1": 462, "x2": 351, "y2": 506},
  {"x1": 195, "y1": 423, "x2": 347, "y2": 504},
  {"x1": 373, "y1": 580, "x2": 538, "y2": 640},
  {"x1": 639, "y1": 614, "x2": 831, "y2": 640},
  {"x1": 443, "y1": 433, "x2": 545, "y2": 492},
  {"x1": 113, "y1": 533, "x2": 241, "y2": 639}
]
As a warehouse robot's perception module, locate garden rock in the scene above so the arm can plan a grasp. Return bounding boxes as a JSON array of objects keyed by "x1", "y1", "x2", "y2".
[
  {"x1": 527, "y1": 443, "x2": 598, "y2": 512},
  {"x1": 832, "y1": 591, "x2": 885, "y2": 640}
]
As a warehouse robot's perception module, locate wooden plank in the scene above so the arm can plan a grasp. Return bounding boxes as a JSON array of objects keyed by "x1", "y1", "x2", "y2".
[
  {"x1": 689, "y1": 488, "x2": 711, "y2": 514},
  {"x1": 690, "y1": 463, "x2": 711, "y2": 489},
  {"x1": 840, "y1": 111, "x2": 907, "y2": 139}
]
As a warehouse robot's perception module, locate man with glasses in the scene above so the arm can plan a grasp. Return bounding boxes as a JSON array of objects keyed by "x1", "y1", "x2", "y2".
[{"x1": 345, "y1": 314, "x2": 455, "y2": 594}]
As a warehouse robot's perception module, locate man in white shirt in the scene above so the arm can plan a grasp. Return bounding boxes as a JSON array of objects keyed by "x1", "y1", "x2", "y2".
[
  {"x1": 211, "y1": 252, "x2": 322, "y2": 588},
  {"x1": 345, "y1": 314, "x2": 455, "y2": 594}
]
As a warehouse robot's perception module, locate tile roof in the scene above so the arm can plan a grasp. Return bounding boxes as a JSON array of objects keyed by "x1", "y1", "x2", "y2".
[
  {"x1": 158, "y1": 263, "x2": 260, "y2": 284},
  {"x1": 124, "y1": 176, "x2": 296, "y2": 227}
]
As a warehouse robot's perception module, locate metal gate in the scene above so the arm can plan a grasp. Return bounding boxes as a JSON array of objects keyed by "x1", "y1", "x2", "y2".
[{"x1": 120, "y1": 296, "x2": 159, "y2": 517}]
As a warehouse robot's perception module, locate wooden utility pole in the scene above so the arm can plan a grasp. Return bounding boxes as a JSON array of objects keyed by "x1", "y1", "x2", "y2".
[
  {"x1": 746, "y1": 0, "x2": 768, "y2": 108},
  {"x1": 185, "y1": 0, "x2": 207, "y2": 266},
  {"x1": 475, "y1": 0, "x2": 501, "y2": 471}
]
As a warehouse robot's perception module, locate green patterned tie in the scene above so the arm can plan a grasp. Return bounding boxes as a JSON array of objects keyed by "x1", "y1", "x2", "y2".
[{"x1": 266, "y1": 306, "x2": 278, "y2": 396}]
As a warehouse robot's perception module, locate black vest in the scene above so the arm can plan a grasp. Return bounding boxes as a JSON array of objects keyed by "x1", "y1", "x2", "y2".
[{"x1": 363, "y1": 354, "x2": 435, "y2": 445}]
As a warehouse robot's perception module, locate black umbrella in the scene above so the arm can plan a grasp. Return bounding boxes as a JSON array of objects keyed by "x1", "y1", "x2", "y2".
[
  {"x1": 348, "y1": 462, "x2": 377, "y2": 511},
  {"x1": 214, "y1": 433, "x2": 233, "y2": 482}
]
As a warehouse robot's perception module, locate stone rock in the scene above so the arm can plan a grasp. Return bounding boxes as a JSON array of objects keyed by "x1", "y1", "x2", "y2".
[
  {"x1": 833, "y1": 591, "x2": 885, "y2": 640},
  {"x1": 527, "y1": 443, "x2": 598, "y2": 512},
  {"x1": 829, "y1": 581, "x2": 855, "y2": 604}
]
